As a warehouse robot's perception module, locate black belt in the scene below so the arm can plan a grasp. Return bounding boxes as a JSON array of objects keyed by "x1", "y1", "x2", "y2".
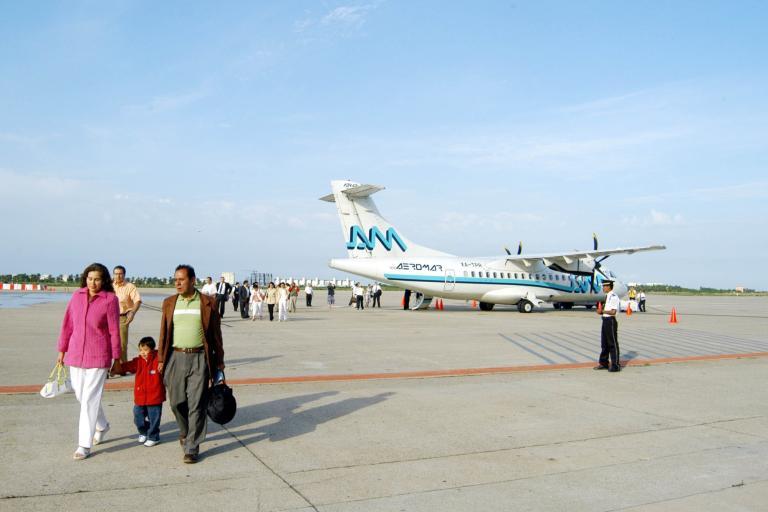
[{"x1": 173, "y1": 347, "x2": 204, "y2": 353}]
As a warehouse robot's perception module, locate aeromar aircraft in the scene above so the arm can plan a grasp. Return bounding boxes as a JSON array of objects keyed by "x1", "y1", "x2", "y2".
[{"x1": 320, "y1": 180, "x2": 665, "y2": 312}]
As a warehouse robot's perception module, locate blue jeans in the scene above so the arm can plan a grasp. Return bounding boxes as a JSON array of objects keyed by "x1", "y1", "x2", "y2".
[{"x1": 133, "y1": 405, "x2": 162, "y2": 441}]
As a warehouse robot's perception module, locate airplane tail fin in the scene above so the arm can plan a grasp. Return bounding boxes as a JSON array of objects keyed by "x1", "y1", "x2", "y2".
[{"x1": 320, "y1": 180, "x2": 452, "y2": 259}]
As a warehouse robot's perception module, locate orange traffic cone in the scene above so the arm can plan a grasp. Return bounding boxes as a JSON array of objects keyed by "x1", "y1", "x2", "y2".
[
  {"x1": 401, "y1": 296, "x2": 405, "y2": 307},
  {"x1": 626, "y1": 303, "x2": 632, "y2": 317},
  {"x1": 669, "y1": 307, "x2": 678, "y2": 324},
  {"x1": 438, "y1": 298, "x2": 444, "y2": 310}
]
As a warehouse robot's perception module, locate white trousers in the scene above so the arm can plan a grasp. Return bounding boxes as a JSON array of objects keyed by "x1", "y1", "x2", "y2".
[
  {"x1": 278, "y1": 300, "x2": 288, "y2": 321},
  {"x1": 69, "y1": 367, "x2": 108, "y2": 449},
  {"x1": 252, "y1": 302, "x2": 263, "y2": 319}
]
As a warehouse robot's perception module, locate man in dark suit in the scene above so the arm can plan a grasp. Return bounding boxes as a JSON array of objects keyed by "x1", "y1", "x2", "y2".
[
  {"x1": 214, "y1": 276, "x2": 231, "y2": 318},
  {"x1": 232, "y1": 282, "x2": 240, "y2": 312},
  {"x1": 158, "y1": 264, "x2": 224, "y2": 464},
  {"x1": 239, "y1": 281, "x2": 250, "y2": 319}
]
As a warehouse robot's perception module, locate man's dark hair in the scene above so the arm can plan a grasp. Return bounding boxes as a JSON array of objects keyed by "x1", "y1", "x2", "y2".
[
  {"x1": 175, "y1": 264, "x2": 196, "y2": 280},
  {"x1": 79, "y1": 263, "x2": 115, "y2": 293},
  {"x1": 113, "y1": 265, "x2": 126, "y2": 274},
  {"x1": 138, "y1": 336, "x2": 156, "y2": 349}
]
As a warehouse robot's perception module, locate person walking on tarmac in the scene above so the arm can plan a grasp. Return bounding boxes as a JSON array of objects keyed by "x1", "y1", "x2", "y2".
[{"x1": 595, "y1": 280, "x2": 621, "y2": 372}]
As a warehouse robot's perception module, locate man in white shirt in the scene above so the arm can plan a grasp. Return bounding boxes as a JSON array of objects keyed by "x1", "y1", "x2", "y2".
[
  {"x1": 595, "y1": 280, "x2": 621, "y2": 372},
  {"x1": 354, "y1": 283, "x2": 364, "y2": 310},
  {"x1": 638, "y1": 290, "x2": 647, "y2": 312},
  {"x1": 304, "y1": 284, "x2": 313, "y2": 307},
  {"x1": 201, "y1": 277, "x2": 216, "y2": 297}
]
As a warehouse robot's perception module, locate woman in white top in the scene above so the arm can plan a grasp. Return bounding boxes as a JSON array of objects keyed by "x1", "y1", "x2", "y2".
[
  {"x1": 250, "y1": 284, "x2": 265, "y2": 321},
  {"x1": 277, "y1": 282, "x2": 290, "y2": 322}
]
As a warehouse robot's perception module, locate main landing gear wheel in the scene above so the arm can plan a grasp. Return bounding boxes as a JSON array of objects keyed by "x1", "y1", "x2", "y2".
[
  {"x1": 517, "y1": 300, "x2": 534, "y2": 313},
  {"x1": 478, "y1": 302, "x2": 495, "y2": 311}
]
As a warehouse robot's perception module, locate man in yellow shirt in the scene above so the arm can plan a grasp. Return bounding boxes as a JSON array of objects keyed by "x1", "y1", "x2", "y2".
[{"x1": 113, "y1": 265, "x2": 142, "y2": 374}]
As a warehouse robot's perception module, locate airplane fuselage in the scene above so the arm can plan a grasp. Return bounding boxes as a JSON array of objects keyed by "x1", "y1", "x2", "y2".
[{"x1": 330, "y1": 256, "x2": 628, "y2": 305}]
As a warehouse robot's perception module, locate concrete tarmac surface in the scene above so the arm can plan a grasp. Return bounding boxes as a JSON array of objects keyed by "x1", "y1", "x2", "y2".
[{"x1": 1, "y1": 292, "x2": 767, "y2": 511}]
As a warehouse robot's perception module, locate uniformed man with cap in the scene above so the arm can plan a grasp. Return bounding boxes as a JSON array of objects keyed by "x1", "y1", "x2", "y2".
[{"x1": 595, "y1": 280, "x2": 621, "y2": 372}]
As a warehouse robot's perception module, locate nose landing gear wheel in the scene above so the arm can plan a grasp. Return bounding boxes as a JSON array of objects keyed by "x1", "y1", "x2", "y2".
[
  {"x1": 517, "y1": 300, "x2": 534, "y2": 313},
  {"x1": 478, "y1": 302, "x2": 495, "y2": 311}
]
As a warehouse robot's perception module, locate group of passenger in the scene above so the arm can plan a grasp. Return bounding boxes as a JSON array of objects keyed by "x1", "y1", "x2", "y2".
[
  {"x1": 350, "y1": 282, "x2": 383, "y2": 310},
  {"x1": 57, "y1": 263, "x2": 223, "y2": 464},
  {"x1": 54, "y1": 264, "x2": 387, "y2": 464},
  {"x1": 202, "y1": 278, "x2": 382, "y2": 319}
]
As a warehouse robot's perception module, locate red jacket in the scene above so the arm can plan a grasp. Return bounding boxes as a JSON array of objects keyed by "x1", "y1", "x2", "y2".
[{"x1": 121, "y1": 350, "x2": 166, "y2": 406}]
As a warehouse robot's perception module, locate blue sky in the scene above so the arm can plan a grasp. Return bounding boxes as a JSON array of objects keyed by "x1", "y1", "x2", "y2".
[{"x1": 1, "y1": 1, "x2": 766, "y2": 289}]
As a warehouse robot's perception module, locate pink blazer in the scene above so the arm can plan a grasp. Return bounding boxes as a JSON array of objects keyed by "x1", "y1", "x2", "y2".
[{"x1": 57, "y1": 288, "x2": 121, "y2": 369}]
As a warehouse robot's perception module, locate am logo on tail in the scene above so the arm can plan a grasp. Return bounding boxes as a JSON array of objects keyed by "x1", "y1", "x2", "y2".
[{"x1": 320, "y1": 180, "x2": 665, "y2": 312}]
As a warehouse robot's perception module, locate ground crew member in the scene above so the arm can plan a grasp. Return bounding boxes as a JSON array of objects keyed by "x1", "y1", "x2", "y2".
[
  {"x1": 595, "y1": 280, "x2": 621, "y2": 372},
  {"x1": 638, "y1": 290, "x2": 647, "y2": 312}
]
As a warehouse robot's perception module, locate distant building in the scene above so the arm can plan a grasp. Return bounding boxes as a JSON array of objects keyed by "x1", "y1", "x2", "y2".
[{"x1": 735, "y1": 286, "x2": 746, "y2": 293}]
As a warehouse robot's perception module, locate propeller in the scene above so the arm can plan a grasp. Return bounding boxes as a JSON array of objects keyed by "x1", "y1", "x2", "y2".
[
  {"x1": 588, "y1": 234, "x2": 610, "y2": 292},
  {"x1": 504, "y1": 241, "x2": 523, "y2": 256}
]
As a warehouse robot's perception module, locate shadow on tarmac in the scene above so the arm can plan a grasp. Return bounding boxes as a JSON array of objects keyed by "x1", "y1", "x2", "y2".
[
  {"x1": 204, "y1": 391, "x2": 395, "y2": 456},
  {"x1": 225, "y1": 355, "x2": 283, "y2": 369}
]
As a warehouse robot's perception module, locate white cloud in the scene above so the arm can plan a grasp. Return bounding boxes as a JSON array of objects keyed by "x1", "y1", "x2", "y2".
[
  {"x1": 123, "y1": 89, "x2": 208, "y2": 115},
  {"x1": 437, "y1": 211, "x2": 544, "y2": 232},
  {"x1": 690, "y1": 181, "x2": 768, "y2": 201},
  {"x1": 622, "y1": 209, "x2": 684, "y2": 226},
  {"x1": 295, "y1": 2, "x2": 382, "y2": 34}
]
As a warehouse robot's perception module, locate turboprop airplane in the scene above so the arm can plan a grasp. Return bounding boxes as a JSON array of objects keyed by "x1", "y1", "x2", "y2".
[{"x1": 320, "y1": 180, "x2": 665, "y2": 312}]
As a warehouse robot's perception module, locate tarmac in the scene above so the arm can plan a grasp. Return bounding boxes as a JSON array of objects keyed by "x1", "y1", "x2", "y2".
[{"x1": 1, "y1": 292, "x2": 767, "y2": 511}]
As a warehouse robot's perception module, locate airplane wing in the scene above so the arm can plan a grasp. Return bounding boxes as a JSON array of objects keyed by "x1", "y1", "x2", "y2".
[{"x1": 497, "y1": 245, "x2": 666, "y2": 268}]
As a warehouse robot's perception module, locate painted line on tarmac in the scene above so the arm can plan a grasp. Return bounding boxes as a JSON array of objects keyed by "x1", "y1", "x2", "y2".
[{"x1": 4, "y1": 351, "x2": 768, "y2": 395}]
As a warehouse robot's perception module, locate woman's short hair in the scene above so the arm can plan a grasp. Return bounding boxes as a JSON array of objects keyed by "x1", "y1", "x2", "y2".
[{"x1": 79, "y1": 263, "x2": 114, "y2": 293}]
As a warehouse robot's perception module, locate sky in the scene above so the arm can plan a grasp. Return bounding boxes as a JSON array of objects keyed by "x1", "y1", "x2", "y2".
[{"x1": 1, "y1": 1, "x2": 766, "y2": 289}]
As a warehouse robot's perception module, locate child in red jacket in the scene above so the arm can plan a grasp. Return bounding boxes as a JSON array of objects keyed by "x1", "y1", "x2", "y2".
[{"x1": 120, "y1": 337, "x2": 166, "y2": 447}]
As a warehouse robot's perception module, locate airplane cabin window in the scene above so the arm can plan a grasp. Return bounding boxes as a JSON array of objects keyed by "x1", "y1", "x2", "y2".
[
  {"x1": 471, "y1": 271, "x2": 475, "y2": 277},
  {"x1": 514, "y1": 273, "x2": 518, "y2": 279},
  {"x1": 463, "y1": 271, "x2": 468, "y2": 277},
  {"x1": 493, "y1": 272, "x2": 497, "y2": 278},
  {"x1": 486, "y1": 272, "x2": 490, "y2": 278}
]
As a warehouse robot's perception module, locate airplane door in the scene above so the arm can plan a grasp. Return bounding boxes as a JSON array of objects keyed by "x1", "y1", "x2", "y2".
[{"x1": 444, "y1": 269, "x2": 456, "y2": 291}]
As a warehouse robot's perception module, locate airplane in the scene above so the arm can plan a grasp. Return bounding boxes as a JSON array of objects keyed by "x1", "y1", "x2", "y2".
[{"x1": 320, "y1": 180, "x2": 665, "y2": 312}]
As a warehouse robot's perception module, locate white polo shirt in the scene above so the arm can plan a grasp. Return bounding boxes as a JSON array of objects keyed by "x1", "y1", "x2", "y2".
[{"x1": 603, "y1": 290, "x2": 620, "y2": 318}]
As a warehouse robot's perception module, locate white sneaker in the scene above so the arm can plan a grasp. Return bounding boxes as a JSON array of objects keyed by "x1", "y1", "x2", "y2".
[
  {"x1": 138, "y1": 435, "x2": 147, "y2": 443},
  {"x1": 73, "y1": 447, "x2": 90, "y2": 460},
  {"x1": 93, "y1": 424, "x2": 110, "y2": 445},
  {"x1": 144, "y1": 439, "x2": 159, "y2": 447}
]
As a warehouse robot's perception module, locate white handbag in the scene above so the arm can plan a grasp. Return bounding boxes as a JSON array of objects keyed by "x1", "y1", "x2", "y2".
[{"x1": 40, "y1": 364, "x2": 73, "y2": 398}]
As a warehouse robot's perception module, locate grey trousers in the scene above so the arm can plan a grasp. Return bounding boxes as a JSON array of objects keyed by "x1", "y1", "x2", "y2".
[{"x1": 164, "y1": 351, "x2": 209, "y2": 455}]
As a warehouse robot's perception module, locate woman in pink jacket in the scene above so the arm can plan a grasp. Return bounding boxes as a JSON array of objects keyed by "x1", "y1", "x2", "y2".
[{"x1": 57, "y1": 263, "x2": 121, "y2": 460}]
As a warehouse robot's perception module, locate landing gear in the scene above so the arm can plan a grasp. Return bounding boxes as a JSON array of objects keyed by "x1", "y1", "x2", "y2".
[
  {"x1": 562, "y1": 303, "x2": 574, "y2": 310},
  {"x1": 517, "y1": 300, "x2": 534, "y2": 313},
  {"x1": 585, "y1": 304, "x2": 593, "y2": 310},
  {"x1": 479, "y1": 302, "x2": 495, "y2": 311}
]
